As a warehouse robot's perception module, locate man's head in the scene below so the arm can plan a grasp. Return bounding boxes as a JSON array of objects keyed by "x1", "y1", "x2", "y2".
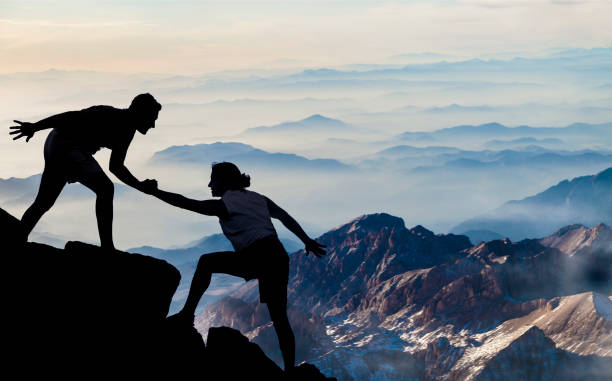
[{"x1": 129, "y1": 93, "x2": 162, "y2": 134}]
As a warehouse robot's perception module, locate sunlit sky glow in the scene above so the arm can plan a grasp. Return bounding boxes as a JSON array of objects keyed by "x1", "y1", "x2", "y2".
[{"x1": 1, "y1": 0, "x2": 611, "y2": 74}]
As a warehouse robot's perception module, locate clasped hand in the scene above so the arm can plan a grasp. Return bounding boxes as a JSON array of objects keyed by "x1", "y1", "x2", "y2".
[{"x1": 140, "y1": 179, "x2": 158, "y2": 195}]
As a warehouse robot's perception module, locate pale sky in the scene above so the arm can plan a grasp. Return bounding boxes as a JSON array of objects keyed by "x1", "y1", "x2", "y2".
[{"x1": 1, "y1": 0, "x2": 611, "y2": 74}]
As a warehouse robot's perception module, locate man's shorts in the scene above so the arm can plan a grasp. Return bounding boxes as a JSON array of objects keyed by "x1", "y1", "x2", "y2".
[
  {"x1": 235, "y1": 235, "x2": 289, "y2": 305},
  {"x1": 44, "y1": 130, "x2": 104, "y2": 184}
]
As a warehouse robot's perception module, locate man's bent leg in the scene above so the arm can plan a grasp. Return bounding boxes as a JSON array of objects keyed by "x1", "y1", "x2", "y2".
[
  {"x1": 21, "y1": 168, "x2": 66, "y2": 240},
  {"x1": 78, "y1": 171, "x2": 115, "y2": 250},
  {"x1": 267, "y1": 298, "x2": 295, "y2": 372}
]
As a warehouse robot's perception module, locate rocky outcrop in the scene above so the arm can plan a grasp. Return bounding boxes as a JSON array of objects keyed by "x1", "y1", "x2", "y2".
[
  {"x1": 457, "y1": 326, "x2": 610, "y2": 381},
  {"x1": 288, "y1": 214, "x2": 471, "y2": 318},
  {"x1": 1, "y1": 207, "x2": 334, "y2": 380}
]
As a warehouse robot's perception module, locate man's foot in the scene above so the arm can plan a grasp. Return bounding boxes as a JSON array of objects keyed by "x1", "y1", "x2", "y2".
[
  {"x1": 100, "y1": 244, "x2": 116, "y2": 252},
  {"x1": 14, "y1": 221, "x2": 28, "y2": 247}
]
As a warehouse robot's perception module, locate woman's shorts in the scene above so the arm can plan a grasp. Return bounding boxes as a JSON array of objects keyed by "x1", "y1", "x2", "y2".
[{"x1": 235, "y1": 235, "x2": 289, "y2": 305}]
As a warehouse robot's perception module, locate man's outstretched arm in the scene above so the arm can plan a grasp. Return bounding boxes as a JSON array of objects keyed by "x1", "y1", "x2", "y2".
[
  {"x1": 266, "y1": 197, "x2": 326, "y2": 257},
  {"x1": 108, "y1": 134, "x2": 157, "y2": 193},
  {"x1": 10, "y1": 111, "x2": 81, "y2": 142},
  {"x1": 152, "y1": 188, "x2": 228, "y2": 217}
]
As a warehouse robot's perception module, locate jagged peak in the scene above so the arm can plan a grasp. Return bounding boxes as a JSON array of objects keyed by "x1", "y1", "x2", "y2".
[
  {"x1": 545, "y1": 224, "x2": 593, "y2": 242},
  {"x1": 409, "y1": 224, "x2": 435, "y2": 238},
  {"x1": 302, "y1": 114, "x2": 340, "y2": 123},
  {"x1": 467, "y1": 237, "x2": 513, "y2": 257},
  {"x1": 541, "y1": 222, "x2": 612, "y2": 255},
  {"x1": 546, "y1": 291, "x2": 612, "y2": 324},
  {"x1": 331, "y1": 213, "x2": 405, "y2": 235},
  {"x1": 550, "y1": 224, "x2": 587, "y2": 237},
  {"x1": 592, "y1": 222, "x2": 611, "y2": 231}
]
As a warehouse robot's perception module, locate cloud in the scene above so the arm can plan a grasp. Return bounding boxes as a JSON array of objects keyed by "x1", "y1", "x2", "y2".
[
  {"x1": 0, "y1": 19, "x2": 156, "y2": 28},
  {"x1": 0, "y1": 0, "x2": 610, "y2": 73}
]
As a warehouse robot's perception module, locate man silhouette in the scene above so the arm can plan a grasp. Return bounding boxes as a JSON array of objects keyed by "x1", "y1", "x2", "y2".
[{"x1": 9, "y1": 93, "x2": 161, "y2": 250}]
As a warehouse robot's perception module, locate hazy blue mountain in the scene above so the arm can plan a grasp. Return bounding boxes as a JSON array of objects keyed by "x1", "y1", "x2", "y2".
[
  {"x1": 363, "y1": 145, "x2": 612, "y2": 173},
  {"x1": 485, "y1": 137, "x2": 565, "y2": 149},
  {"x1": 285, "y1": 50, "x2": 612, "y2": 80},
  {"x1": 422, "y1": 104, "x2": 497, "y2": 113},
  {"x1": 149, "y1": 142, "x2": 354, "y2": 171},
  {"x1": 29, "y1": 231, "x2": 72, "y2": 248},
  {"x1": 0, "y1": 174, "x2": 130, "y2": 205},
  {"x1": 427, "y1": 151, "x2": 612, "y2": 171},
  {"x1": 398, "y1": 122, "x2": 612, "y2": 142},
  {"x1": 0, "y1": 175, "x2": 41, "y2": 203},
  {"x1": 375, "y1": 145, "x2": 463, "y2": 158},
  {"x1": 452, "y1": 167, "x2": 612, "y2": 240},
  {"x1": 387, "y1": 52, "x2": 452, "y2": 62},
  {"x1": 460, "y1": 229, "x2": 505, "y2": 245},
  {"x1": 130, "y1": 233, "x2": 301, "y2": 265},
  {"x1": 240, "y1": 114, "x2": 350, "y2": 136}
]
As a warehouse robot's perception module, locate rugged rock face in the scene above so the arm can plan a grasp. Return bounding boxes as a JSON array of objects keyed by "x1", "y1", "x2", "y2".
[
  {"x1": 288, "y1": 214, "x2": 471, "y2": 318},
  {"x1": 1, "y1": 207, "x2": 333, "y2": 380},
  {"x1": 198, "y1": 213, "x2": 612, "y2": 380}
]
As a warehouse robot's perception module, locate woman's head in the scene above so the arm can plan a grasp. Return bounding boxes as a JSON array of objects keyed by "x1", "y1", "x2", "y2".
[{"x1": 209, "y1": 162, "x2": 250, "y2": 196}]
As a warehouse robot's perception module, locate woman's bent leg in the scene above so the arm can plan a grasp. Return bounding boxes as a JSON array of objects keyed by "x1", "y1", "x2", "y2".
[{"x1": 181, "y1": 251, "x2": 246, "y2": 318}]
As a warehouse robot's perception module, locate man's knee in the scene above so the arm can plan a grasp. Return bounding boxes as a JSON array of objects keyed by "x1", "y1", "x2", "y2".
[{"x1": 32, "y1": 194, "x2": 56, "y2": 213}]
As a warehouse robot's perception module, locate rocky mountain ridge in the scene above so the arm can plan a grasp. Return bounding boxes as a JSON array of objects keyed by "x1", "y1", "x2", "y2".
[{"x1": 197, "y1": 213, "x2": 612, "y2": 380}]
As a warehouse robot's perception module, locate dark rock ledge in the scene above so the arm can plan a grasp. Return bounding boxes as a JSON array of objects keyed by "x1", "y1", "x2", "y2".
[{"x1": 1, "y1": 207, "x2": 334, "y2": 380}]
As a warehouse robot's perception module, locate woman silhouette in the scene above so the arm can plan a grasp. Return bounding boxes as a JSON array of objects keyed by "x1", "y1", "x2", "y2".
[{"x1": 150, "y1": 161, "x2": 326, "y2": 372}]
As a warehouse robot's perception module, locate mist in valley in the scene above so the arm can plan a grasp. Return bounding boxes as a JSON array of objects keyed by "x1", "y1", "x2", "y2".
[{"x1": 1, "y1": 48, "x2": 611, "y2": 250}]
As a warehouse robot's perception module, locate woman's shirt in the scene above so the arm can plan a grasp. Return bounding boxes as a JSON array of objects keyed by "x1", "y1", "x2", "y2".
[{"x1": 219, "y1": 189, "x2": 277, "y2": 251}]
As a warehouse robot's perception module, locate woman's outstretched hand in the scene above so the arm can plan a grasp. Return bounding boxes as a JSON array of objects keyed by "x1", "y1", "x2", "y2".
[
  {"x1": 9, "y1": 120, "x2": 36, "y2": 142},
  {"x1": 305, "y1": 238, "x2": 327, "y2": 258}
]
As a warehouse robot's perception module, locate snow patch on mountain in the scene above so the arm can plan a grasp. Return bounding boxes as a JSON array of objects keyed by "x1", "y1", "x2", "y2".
[{"x1": 593, "y1": 293, "x2": 612, "y2": 320}]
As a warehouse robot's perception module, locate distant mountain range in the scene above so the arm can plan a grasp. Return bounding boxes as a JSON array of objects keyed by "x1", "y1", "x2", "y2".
[
  {"x1": 149, "y1": 142, "x2": 354, "y2": 171},
  {"x1": 286, "y1": 48, "x2": 612, "y2": 81},
  {"x1": 453, "y1": 167, "x2": 612, "y2": 241},
  {"x1": 397, "y1": 122, "x2": 612, "y2": 144},
  {"x1": 363, "y1": 143, "x2": 612, "y2": 173},
  {"x1": 239, "y1": 114, "x2": 350, "y2": 137},
  {"x1": 0, "y1": 174, "x2": 129, "y2": 205},
  {"x1": 195, "y1": 213, "x2": 612, "y2": 380},
  {"x1": 484, "y1": 137, "x2": 565, "y2": 149}
]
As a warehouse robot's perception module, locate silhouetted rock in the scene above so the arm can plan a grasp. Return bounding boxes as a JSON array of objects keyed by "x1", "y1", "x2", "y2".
[
  {"x1": 1, "y1": 207, "x2": 331, "y2": 379},
  {"x1": 208, "y1": 326, "x2": 284, "y2": 380}
]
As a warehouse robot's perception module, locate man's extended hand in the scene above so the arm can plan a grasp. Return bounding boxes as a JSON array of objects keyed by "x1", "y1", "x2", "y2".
[
  {"x1": 9, "y1": 120, "x2": 36, "y2": 142},
  {"x1": 140, "y1": 178, "x2": 158, "y2": 195},
  {"x1": 305, "y1": 238, "x2": 327, "y2": 258}
]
